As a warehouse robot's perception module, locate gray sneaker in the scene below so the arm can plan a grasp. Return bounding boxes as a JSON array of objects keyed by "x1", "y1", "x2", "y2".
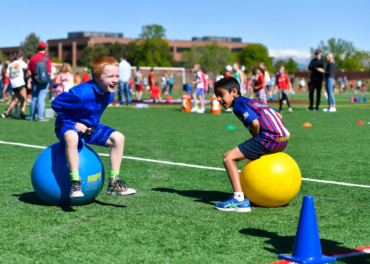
[
  {"x1": 70, "y1": 178, "x2": 84, "y2": 198},
  {"x1": 39, "y1": 118, "x2": 50, "y2": 122},
  {"x1": 107, "y1": 176, "x2": 136, "y2": 196}
]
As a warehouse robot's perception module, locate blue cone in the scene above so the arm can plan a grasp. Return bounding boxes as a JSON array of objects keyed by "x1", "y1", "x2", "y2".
[
  {"x1": 278, "y1": 196, "x2": 336, "y2": 263},
  {"x1": 358, "y1": 96, "x2": 361, "y2": 103},
  {"x1": 271, "y1": 94, "x2": 274, "y2": 101}
]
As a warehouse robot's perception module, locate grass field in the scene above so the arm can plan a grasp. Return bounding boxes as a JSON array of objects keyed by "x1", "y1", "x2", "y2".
[{"x1": 0, "y1": 94, "x2": 370, "y2": 263}]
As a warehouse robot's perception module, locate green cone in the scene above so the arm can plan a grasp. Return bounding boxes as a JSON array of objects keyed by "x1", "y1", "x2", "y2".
[{"x1": 225, "y1": 125, "x2": 235, "y2": 130}]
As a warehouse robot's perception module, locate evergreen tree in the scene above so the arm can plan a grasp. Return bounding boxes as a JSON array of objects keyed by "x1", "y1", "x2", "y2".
[{"x1": 20, "y1": 33, "x2": 40, "y2": 59}]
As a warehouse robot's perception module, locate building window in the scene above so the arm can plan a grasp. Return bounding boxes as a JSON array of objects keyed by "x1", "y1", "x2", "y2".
[
  {"x1": 177, "y1": 47, "x2": 190, "y2": 53},
  {"x1": 231, "y1": 48, "x2": 243, "y2": 52},
  {"x1": 77, "y1": 45, "x2": 86, "y2": 51},
  {"x1": 63, "y1": 46, "x2": 72, "y2": 52},
  {"x1": 49, "y1": 46, "x2": 57, "y2": 53}
]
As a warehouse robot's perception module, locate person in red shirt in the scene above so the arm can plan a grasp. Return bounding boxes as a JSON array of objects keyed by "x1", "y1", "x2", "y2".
[
  {"x1": 254, "y1": 67, "x2": 267, "y2": 104},
  {"x1": 275, "y1": 66, "x2": 292, "y2": 113},
  {"x1": 224, "y1": 65, "x2": 232, "y2": 77},
  {"x1": 2, "y1": 66, "x2": 10, "y2": 102},
  {"x1": 74, "y1": 72, "x2": 82, "y2": 85},
  {"x1": 148, "y1": 67, "x2": 155, "y2": 88},
  {"x1": 350, "y1": 80, "x2": 355, "y2": 93},
  {"x1": 150, "y1": 85, "x2": 163, "y2": 103},
  {"x1": 27, "y1": 41, "x2": 51, "y2": 121},
  {"x1": 82, "y1": 68, "x2": 90, "y2": 83}
]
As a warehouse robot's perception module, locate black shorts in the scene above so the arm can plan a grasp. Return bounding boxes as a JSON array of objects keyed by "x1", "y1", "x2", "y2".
[
  {"x1": 12, "y1": 85, "x2": 25, "y2": 90},
  {"x1": 238, "y1": 138, "x2": 277, "y2": 161}
]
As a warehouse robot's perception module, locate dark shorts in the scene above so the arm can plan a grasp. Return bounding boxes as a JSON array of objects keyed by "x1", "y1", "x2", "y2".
[
  {"x1": 55, "y1": 123, "x2": 116, "y2": 151},
  {"x1": 12, "y1": 85, "x2": 26, "y2": 90},
  {"x1": 238, "y1": 138, "x2": 277, "y2": 161}
]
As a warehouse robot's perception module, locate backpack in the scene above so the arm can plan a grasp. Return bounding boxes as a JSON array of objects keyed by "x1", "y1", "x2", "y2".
[{"x1": 34, "y1": 56, "x2": 49, "y2": 84}]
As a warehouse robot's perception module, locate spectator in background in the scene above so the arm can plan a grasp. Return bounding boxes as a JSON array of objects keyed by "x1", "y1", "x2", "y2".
[
  {"x1": 254, "y1": 67, "x2": 267, "y2": 104},
  {"x1": 0, "y1": 60, "x2": 3, "y2": 101},
  {"x1": 290, "y1": 73, "x2": 295, "y2": 90},
  {"x1": 118, "y1": 54, "x2": 131, "y2": 106},
  {"x1": 240, "y1": 65, "x2": 247, "y2": 96},
  {"x1": 233, "y1": 63, "x2": 245, "y2": 96},
  {"x1": 149, "y1": 67, "x2": 155, "y2": 88},
  {"x1": 343, "y1": 75, "x2": 347, "y2": 92},
  {"x1": 307, "y1": 49, "x2": 324, "y2": 111},
  {"x1": 150, "y1": 85, "x2": 163, "y2": 103},
  {"x1": 191, "y1": 64, "x2": 205, "y2": 113},
  {"x1": 225, "y1": 65, "x2": 232, "y2": 77},
  {"x1": 350, "y1": 80, "x2": 355, "y2": 93},
  {"x1": 168, "y1": 74, "x2": 174, "y2": 94},
  {"x1": 27, "y1": 41, "x2": 51, "y2": 121},
  {"x1": 56, "y1": 63, "x2": 74, "y2": 93},
  {"x1": 316, "y1": 53, "x2": 336, "y2": 112},
  {"x1": 201, "y1": 68, "x2": 209, "y2": 105},
  {"x1": 299, "y1": 77, "x2": 306, "y2": 93},
  {"x1": 270, "y1": 74, "x2": 276, "y2": 95},
  {"x1": 74, "y1": 72, "x2": 81, "y2": 85},
  {"x1": 276, "y1": 66, "x2": 293, "y2": 113},
  {"x1": 362, "y1": 79, "x2": 366, "y2": 94},
  {"x1": 1, "y1": 65, "x2": 9, "y2": 102},
  {"x1": 2, "y1": 54, "x2": 29, "y2": 119},
  {"x1": 357, "y1": 79, "x2": 361, "y2": 92},
  {"x1": 134, "y1": 67, "x2": 143, "y2": 100},
  {"x1": 250, "y1": 65, "x2": 257, "y2": 98},
  {"x1": 161, "y1": 74, "x2": 167, "y2": 94},
  {"x1": 82, "y1": 68, "x2": 90, "y2": 83}
]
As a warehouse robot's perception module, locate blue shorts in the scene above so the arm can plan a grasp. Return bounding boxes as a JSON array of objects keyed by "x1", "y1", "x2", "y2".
[
  {"x1": 194, "y1": 88, "x2": 204, "y2": 96},
  {"x1": 238, "y1": 138, "x2": 277, "y2": 161},
  {"x1": 55, "y1": 123, "x2": 116, "y2": 151}
]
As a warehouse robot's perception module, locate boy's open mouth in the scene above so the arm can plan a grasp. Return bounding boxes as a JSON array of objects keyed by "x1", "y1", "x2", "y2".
[{"x1": 109, "y1": 84, "x2": 116, "y2": 89}]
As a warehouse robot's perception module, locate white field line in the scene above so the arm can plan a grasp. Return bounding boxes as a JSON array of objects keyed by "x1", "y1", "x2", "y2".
[{"x1": 1, "y1": 140, "x2": 370, "y2": 189}]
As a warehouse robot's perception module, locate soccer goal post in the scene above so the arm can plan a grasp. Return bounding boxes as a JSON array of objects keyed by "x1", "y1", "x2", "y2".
[{"x1": 131, "y1": 66, "x2": 186, "y2": 84}]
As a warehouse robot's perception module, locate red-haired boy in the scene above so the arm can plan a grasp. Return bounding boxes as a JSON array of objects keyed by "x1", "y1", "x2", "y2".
[{"x1": 52, "y1": 56, "x2": 136, "y2": 198}]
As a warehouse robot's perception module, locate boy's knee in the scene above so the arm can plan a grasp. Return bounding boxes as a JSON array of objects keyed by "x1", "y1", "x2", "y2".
[
  {"x1": 64, "y1": 130, "x2": 78, "y2": 145},
  {"x1": 111, "y1": 132, "x2": 125, "y2": 145},
  {"x1": 222, "y1": 152, "x2": 230, "y2": 163}
]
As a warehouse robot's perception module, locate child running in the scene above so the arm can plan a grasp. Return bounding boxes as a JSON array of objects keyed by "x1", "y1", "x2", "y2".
[
  {"x1": 213, "y1": 77, "x2": 290, "y2": 212},
  {"x1": 276, "y1": 66, "x2": 293, "y2": 113},
  {"x1": 51, "y1": 56, "x2": 136, "y2": 198}
]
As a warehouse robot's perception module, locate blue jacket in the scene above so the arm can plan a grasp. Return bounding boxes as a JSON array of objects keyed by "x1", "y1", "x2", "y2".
[{"x1": 51, "y1": 80, "x2": 115, "y2": 128}]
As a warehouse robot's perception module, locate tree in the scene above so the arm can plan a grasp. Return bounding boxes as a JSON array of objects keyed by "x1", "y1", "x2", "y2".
[
  {"x1": 79, "y1": 44, "x2": 109, "y2": 66},
  {"x1": 51, "y1": 57, "x2": 63, "y2": 63},
  {"x1": 132, "y1": 39, "x2": 175, "y2": 67},
  {"x1": 0, "y1": 51, "x2": 9, "y2": 64},
  {"x1": 109, "y1": 42, "x2": 126, "y2": 62},
  {"x1": 182, "y1": 42, "x2": 233, "y2": 76},
  {"x1": 274, "y1": 58, "x2": 298, "y2": 73},
  {"x1": 139, "y1": 24, "x2": 166, "y2": 40},
  {"x1": 238, "y1": 44, "x2": 274, "y2": 73},
  {"x1": 20, "y1": 33, "x2": 40, "y2": 59}
]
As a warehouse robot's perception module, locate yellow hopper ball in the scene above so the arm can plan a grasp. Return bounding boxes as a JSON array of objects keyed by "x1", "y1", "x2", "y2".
[{"x1": 240, "y1": 152, "x2": 301, "y2": 207}]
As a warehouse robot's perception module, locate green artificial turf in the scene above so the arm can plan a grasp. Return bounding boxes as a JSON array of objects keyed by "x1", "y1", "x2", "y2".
[{"x1": 0, "y1": 94, "x2": 370, "y2": 263}]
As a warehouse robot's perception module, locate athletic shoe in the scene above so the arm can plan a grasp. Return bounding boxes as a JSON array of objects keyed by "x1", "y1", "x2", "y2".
[
  {"x1": 70, "y1": 178, "x2": 84, "y2": 198},
  {"x1": 315, "y1": 106, "x2": 319, "y2": 111},
  {"x1": 215, "y1": 197, "x2": 251, "y2": 212},
  {"x1": 306, "y1": 107, "x2": 314, "y2": 111},
  {"x1": 196, "y1": 108, "x2": 205, "y2": 114},
  {"x1": 107, "y1": 176, "x2": 136, "y2": 196},
  {"x1": 329, "y1": 108, "x2": 337, "y2": 112},
  {"x1": 20, "y1": 114, "x2": 30, "y2": 120},
  {"x1": 278, "y1": 110, "x2": 283, "y2": 114},
  {"x1": 39, "y1": 118, "x2": 50, "y2": 122},
  {"x1": 288, "y1": 108, "x2": 293, "y2": 113},
  {"x1": 323, "y1": 108, "x2": 329, "y2": 112},
  {"x1": 225, "y1": 108, "x2": 233, "y2": 112},
  {"x1": 1, "y1": 112, "x2": 10, "y2": 118},
  {"x1": 190, "y1": 107, "x2": 199, "y2": 112}
]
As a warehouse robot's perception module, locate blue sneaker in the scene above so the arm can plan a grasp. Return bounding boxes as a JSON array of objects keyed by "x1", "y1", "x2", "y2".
[{"x1": 215, "y1": 197, "x2": 251, "y2": 212}]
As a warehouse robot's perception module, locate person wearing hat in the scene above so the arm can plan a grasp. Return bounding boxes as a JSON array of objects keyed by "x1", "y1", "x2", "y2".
[
  {"x1": 307, "y1": 49, "x2": 324, "y2": 111},
  {"x1": 225, "y1": 65, "x2": 233, "y2": 77},
  {"x1": 27, "y1": 41, "x2": 51, "y2": 121}
]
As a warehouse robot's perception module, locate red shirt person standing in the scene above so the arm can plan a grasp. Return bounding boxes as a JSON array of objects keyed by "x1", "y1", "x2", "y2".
[{"x1": 27, "y1": 41, "x2": 51, "y2": 121}]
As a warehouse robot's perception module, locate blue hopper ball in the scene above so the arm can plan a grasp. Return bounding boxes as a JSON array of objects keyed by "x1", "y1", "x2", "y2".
[{"x1": 31, "y1": 142, "x2": 105, "y2": 206}]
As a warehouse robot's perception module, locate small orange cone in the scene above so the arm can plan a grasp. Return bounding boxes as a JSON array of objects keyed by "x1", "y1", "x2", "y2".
[
  {"x1": 357, "y1": 120, "x2": 365, "y2": 125},
  {"x1": 303, "y1": 122, "x2": 312, "y2": 127}
]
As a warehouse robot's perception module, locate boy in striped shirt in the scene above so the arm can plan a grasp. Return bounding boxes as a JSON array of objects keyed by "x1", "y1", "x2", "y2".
[{"x1": 214, "y1": 77, "x2": 290, "y2": 212}]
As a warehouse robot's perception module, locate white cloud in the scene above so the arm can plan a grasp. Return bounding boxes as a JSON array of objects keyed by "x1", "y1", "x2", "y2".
[{"x1": 269, "y1": 49, "x2": 312, "y2": 68}]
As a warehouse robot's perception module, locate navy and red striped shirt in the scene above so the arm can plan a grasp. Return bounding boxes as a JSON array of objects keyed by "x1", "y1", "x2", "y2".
[{"x1": 233, "y1": 97, "x2": 290, "y2": 151}]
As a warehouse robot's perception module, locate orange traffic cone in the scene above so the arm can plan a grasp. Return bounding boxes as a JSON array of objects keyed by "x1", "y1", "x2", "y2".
[
  {"x1": 181, "y1": 94, "x2": 191, "y2": 112},
  {"x1": 303, "y1": 122, "x2": 312, "y2": 127},
  {"x1": 210, "y1": 96, "x2": 221, "y2": 114}
]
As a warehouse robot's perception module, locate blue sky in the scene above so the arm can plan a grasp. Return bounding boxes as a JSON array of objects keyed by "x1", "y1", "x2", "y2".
[{"x1": 1, "y1": 0, "x2": 369, "y2": 63}]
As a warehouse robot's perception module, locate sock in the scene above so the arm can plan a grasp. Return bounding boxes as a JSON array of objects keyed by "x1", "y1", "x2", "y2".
[
  {"x1": 70, "y1": 171, "x2": 80, "y2": 181},
  {"x1": 110, "y1": 170, "x2": 119, "y2": 180},
  {"x1": 234, "y1": 192, "x2": 244, "y2": 202}
]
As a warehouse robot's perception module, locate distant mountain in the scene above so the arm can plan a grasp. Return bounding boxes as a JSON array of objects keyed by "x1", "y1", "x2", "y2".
[{"x1": 269, "y1": 49, "x2": 312, "y2": 70}]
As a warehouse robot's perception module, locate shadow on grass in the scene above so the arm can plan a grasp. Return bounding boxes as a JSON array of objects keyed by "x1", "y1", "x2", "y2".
[
  {"x1": 239, "y1": 228, "x2": 367, "y2": 264},
  {"x1": 13, "y1": 192, "x2": 126, "y2": 210},
  {"x1": 152, "y1": 188, "x2": 230, "y2": 205}
]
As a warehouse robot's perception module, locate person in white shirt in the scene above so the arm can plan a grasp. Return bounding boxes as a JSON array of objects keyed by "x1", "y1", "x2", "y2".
[
  {"x1": 299, "y1": 78, "x2": 306, "y2": 93},
  {"x1": 118, "y1": 54, "x2": 132, "y2": 106},
  {"x1": 191, "y1": 64, "x2": 205, "y2": 113},
  {"x1": 2, "y1": 54, "x2": 29, "y2": 119}
]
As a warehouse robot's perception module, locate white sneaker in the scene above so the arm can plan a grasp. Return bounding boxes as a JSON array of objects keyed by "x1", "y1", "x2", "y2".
[
  {"x1": 225, "y1": 108, "x2": 233, "y2": 112},
  {"x1": 323, "y1": 108, "x2": 329, "y2": 112},
  {"x1": 191, "y1": 107, "x2": 199, "y2": 112},
  {"x1": 329, "y1": 108, "x2": 336, "y2": 112},
  {"x1": 288, "y1": 107, "x2": 293, "y2": 113},
  {"x1": 196, "y1": 109, "x2": 205, "y2": 114}
]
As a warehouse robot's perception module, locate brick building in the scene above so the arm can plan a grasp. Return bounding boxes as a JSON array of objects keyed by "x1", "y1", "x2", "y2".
[{"x1": 0, "y1": 32, "x2": 255, "y2": 66}]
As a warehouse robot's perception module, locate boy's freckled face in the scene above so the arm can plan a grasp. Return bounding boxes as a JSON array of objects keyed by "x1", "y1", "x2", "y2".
[
  {"x1": 97, "y1": 65, "x2": 119, "y2": 93},
  {"x1": 215, "y1": 87, "x2": 235, "y2": 109}
]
